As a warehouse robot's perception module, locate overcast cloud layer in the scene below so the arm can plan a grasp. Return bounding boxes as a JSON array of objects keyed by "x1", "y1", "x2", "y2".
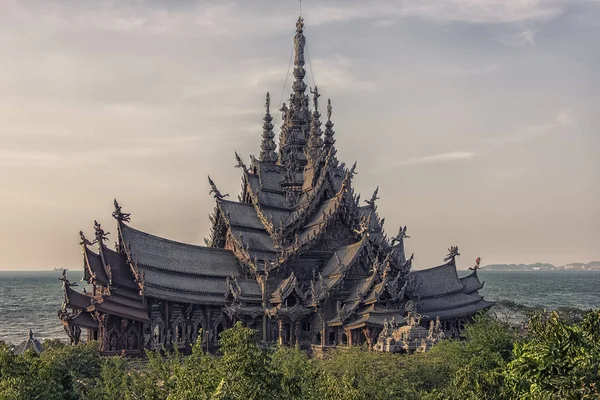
[{"x1": 0, "y1": 0, "x2": 598, "y2": 270}]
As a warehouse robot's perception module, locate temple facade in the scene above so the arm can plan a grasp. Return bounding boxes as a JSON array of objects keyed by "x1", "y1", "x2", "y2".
[{"x1": 58, "y1": 17, "x2": 493, "y2": 355}]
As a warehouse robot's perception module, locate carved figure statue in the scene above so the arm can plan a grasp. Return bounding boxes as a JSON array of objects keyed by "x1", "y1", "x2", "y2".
[
  {"x1": 208, "y1": 175, "x2": 229, "y2": 200},
  {"x1": 112, "y1": 199, "x2": 131, "y2": 222},
  {"x1": 364, "y1": 187, "x2": 380, "y2": 208},
  {"x1": 79, "y1": 231, "x2": 97, "y2": 246},
  {"x1": 280, "y1": 102, "x2": 289, "y2": 122},
  {"x1": 469, "y1": 257, "x2": 481, "y2": 271},
  {"x1": 234, "y1": 152, "x2": 248, "y2": 172},
  {"x1": 93, "y1": 220, "x2": 110, "y2": 243},
  {"x1": 382, "y1": 318, "x2": 390, "y2": 336},
  {"x1": 391, "y1": 226, "x2": 410, "y2": 246},
  {"x1": 444, "y1": 246, "x2": 461, "y2": 262},
  {"x1": 310, "y1": 86, "x2": 320, "y2": 110}
]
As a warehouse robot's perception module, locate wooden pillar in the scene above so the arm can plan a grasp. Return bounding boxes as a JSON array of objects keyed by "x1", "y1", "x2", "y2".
[
  {"x1": 278, "y1": 320, "x2": 283, "y2": 346},
  {"x1": 295, "y1": 321, "x2": 300, "y2": 349},
  {"x1": 260, "y1": 276, "x2": 268, "y2": 344},
  {"x1": 321, "y1": 311, "x2": 327, "y2": 346}
]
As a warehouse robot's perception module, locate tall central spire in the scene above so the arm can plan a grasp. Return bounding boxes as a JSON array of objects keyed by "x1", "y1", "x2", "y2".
[
  {"x1": 292, "y1": 17, "x2": 307, "y2": 102},
  {"x1": 278, "y1": 17, "x2": 311, "y2": 170}
]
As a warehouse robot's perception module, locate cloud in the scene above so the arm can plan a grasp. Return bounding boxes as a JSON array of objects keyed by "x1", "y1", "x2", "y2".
[
  {"x1": 498, "y1": 28, "x2": 537, "y2": 46},
  {"x1": 497, "y1": 110, "x2": 573, "y2": 144},
  {"x1": 379, "y1": 152, "x2": 476, "y2": 170},
  {"x1": 308, "y1": 0, "x2": 572, "y2": 25}
]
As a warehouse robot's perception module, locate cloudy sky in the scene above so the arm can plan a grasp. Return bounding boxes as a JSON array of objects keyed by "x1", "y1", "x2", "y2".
[{"x1": 0, "y1": 0, "x2": 598, "y2": 270}]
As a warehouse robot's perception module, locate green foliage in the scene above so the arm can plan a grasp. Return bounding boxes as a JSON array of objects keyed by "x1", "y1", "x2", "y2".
[
  {"x1": 505, "y1": 310, "x2": 600, "y2": 399},
  {"x1": 214, "y1": 321, "x2": 279, "y2": 399}
]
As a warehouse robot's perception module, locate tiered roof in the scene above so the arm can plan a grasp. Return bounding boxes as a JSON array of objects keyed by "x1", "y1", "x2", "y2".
[
  {"x1": 410, "y1": 258, "x2": 492, "y2": 320},
  {"x1": 58, "y1": 15, "x2": 492, "y2": 347}
]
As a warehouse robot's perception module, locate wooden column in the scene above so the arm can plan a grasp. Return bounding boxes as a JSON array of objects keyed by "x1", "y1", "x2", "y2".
[
  {"x1": 260, "y1": 275, "x2": 268, "y2": 344},
  {"x1": 278, "y1": 320, "x2": 283, "y2": 346},
  {"x1": 295, "y1": 321, "x2": 300, "y2": 349},
  {"x1": 321, "y1": 311, "x2": 327, "y2": 346}
]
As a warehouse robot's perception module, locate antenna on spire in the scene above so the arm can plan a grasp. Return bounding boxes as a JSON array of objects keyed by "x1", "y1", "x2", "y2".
[{"x1": 299, "y1": 0, "x2": 302, "y2": 17}]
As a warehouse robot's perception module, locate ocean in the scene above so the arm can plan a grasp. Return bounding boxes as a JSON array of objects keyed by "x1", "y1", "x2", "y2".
[{"x1": 1, "y1": 270, "x2": 599, "y2": 345}]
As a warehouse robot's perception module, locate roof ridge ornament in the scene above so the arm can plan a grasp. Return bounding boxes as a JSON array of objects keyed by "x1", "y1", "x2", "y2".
[
  {"x1": 468, "y1": 257, "x2": 481, "y2": 271},
  {"x1": 391, "y1": 226, "x2": 409, "y2": 246},
  {"x1": 79, "y1": 231, "x2": 97, "y2": 246},
  {"x1": 364, "y1": 187, "x2": 380, "y2": 209},
  {"x1": 306, "y1": 86, "x2": 324, "y2": 165},
  {"x1": 234, "y1": 151, "x2": 248, "y2": 173},
  {"x1": 112, "y1": 199, "x2": 131, "y2": 223},
  {"x1": 444, "y1": 246, "x2": 460, "y2": 262},
  {"x1": 93, "y1": 220, "x2": 110, "y2": 244},
  {"x1": 208, "y1": 175, "x2": 229, "y2": 200}
]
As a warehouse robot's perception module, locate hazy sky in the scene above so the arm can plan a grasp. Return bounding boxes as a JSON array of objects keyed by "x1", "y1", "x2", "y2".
[{"x1": 0, "y1": 0, "x2": 598, "y2": 271}]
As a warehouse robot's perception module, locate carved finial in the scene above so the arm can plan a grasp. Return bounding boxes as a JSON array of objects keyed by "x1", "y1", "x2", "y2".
[
  {"x1": 349, "y1": 161, "x2": 358, "y2": 178},
  {"x1": 280, "y1": 102, "x2": 288, "y2": 121},
  {"x1": 469, "y1": 257, "x2": 481, "y2": 271},
  {"x1": 79, "y1": 231, "x2": 96, "y2": 246},
  {"x1": 391, "y1": 226, "x2": 409, "y2": 246},
  {"x1": 364, "y1": 187, "x2": 380, "y2": 208},
  {"x1": 310, "y1": 86, "x2": 320, "y2": 110},
  {"x1": 323, "y1": 99, "x2": 336, "y2": 153},
  {"x1": 234, "y1": 151, "x2": 248, "y2": 172},
  {"x1": 93, "y1": 220, "x2": 110, "y2": 244},
  {"x1": 444, "y1": 246, "x2": 460, "y2": 262},
  {"x1": 306, "y1": 86, "x2": 324, "y2": 165},
  {"x1": 112, "y1": 199, "x2": 131, "y2": 223},
  {"x1": 259, "y1": 93, "x2": 278, "y2": 163},
  {"x1": 208, "y1": 175, "x2": 229, "y2": 200},
  {"x1": 296, "y1": 15, "x2": 304, "y2": 32}
]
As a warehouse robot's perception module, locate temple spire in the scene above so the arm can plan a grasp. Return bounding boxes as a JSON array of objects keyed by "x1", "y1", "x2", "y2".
[
  {"x1": 259, "y1": 92, "x2": 278, "y2": 163},
  {"x1": 323, "y1": 99, "x2": 336, "y2": 152},
  {"x1": 278, "y1": 16, "x2": 310, "y2": 169},
  {"x1": 306, "y1": 86, "x2": 323, "y2": 165}
]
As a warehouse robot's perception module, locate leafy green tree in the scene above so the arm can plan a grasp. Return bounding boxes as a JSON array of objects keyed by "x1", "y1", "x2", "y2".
[
  {"x1": 213, "y1": 322, "x2": 279, "y2": 400},
  {"x1": 168, "y1": 330, "x2": 220, "y2": 400},
  {"x1": 505, "y1": 310, "x2": 600, "y2": 399}
]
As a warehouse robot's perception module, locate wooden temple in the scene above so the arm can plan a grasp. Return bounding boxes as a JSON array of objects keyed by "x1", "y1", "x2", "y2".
[{"x1": 58, "y1": 17, "x2": 493, "y2": 355}]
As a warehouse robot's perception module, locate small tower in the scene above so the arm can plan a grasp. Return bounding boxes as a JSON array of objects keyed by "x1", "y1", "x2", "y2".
[
  {"x1": 323, "y1": 99, "x2": 336, "y2": 153},
  {"x1": 259, "y1": 92, "x2": 278, "y2": 163},
  {"x1": 306, "y1": 86, "x2": 323, "y2": 165}
]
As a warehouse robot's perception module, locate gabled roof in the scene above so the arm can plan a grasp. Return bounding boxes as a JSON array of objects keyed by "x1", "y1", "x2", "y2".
[
  {"x1": 410, "y1": 259, "x2": 494, "y2": 320},
  {"x1": 270, "y1": 272, "x2": 306, "y2": 304},
  {"x1": 83, "y1": 246, "x2": 109, "y2": 285},
  {"x1": 321, "y1": 239, "x2": 366, "y2": 277},
  {"x1": 231, "y1": 229, "x2": 277, "y2": 253},
  {"x1": 418, "y1": 299, "x2": 494, "y2": 320},
  {"x1": 93, "y1": 295, "x2": 150, "y2": 323},
  {"x1": 13, "y1": 330, "x2": 43, "y2": 354},
  {"x1": 120, "y1": 222, "x2": 239, "y2": 278},
  {"x1": 409, "y1": 260, "x2": 464, "y2": 299},
  {"x1": 220, "y1": 200, "x2": 265, "y2": 231},
  {"x1": 459, "y1": 270, "x2": 484, "y2": 294},
  {"x1": 65, "y1": 285, "x2": 92, "y2": 310},
  {"x1": 68, "y1": 312, "x2": 99, "y2": 330},
  {"x1": 102, "y1": 247, "x2": 137, "y2": 290},
  {"x1": 247, "y1": 174, "x2": 288, "y2": 209}
]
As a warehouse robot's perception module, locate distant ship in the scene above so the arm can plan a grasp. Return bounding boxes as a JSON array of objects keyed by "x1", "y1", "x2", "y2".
[{"x1": 53, "y1": 268, "x2": 68, "y2": 272}]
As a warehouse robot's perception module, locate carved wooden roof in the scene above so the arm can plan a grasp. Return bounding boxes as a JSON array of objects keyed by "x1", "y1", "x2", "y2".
[{"x1": 120, "y1": 222, "x2": 239, "y2": 278}]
